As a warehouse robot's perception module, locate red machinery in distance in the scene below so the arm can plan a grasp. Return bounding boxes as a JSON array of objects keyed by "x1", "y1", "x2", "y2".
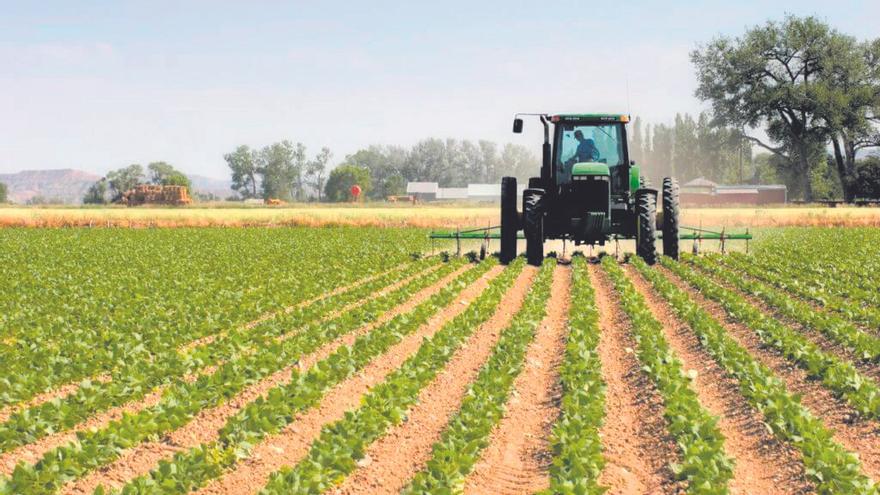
[{"x1": 350, "y1": 184, "x2": 362, "y2": 202}]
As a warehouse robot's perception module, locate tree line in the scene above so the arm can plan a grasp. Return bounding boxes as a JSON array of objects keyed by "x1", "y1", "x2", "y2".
[
  {"x1": 223, "y1": 139, "x2": 538, "y2": 202},
  {"x1": 692, "y1": 15, "x2": 880, "y2": 201}
]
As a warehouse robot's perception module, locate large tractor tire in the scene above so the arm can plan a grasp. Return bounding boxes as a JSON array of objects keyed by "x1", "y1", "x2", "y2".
[
  {"x1": 635, "y1": 189, "x2": 658, "y2": 265},
  {"x1": 500, "y1": 177, "x2": 518, "y2": 264},
  {"x1": 662, "y1": 177, "x2": 680, "y2": 260},
  {"x1": 523, "y1": 188, "x2": 545, "y2": 267}
]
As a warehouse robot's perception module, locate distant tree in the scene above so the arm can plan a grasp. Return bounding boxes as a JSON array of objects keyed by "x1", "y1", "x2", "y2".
[
  {"x1": 106, "y1": 164, "x2": 145, "y2": 201},
  {"x1": 852, "y1": 156, "x2": 880, "y2": 199},
  {"x1": 148, "y1": 161, "x2": 192, "y2": 191},
  {"x1": 259, "y1": 141, "x2": 301, "y2": 201},
  {"x1": 629, "y1": 116, "x2": 645, "y2": 167},
  {"x1": 305, "y1": 147, "x2": 331, "y2": 201},
  {"x1": 225, "y1": 145, "x2": 260, "y2": 199},
  {"x1": 324, "y1": 165, "x2": 372, "y2": 202},
  {"x1": 83, "y1": 179, "x2": 108, "y2": 204},
  {"x1": 0, "y1": 182, "x2": 7, "y2": 203},
  {"x1": 500, "y1": 143, "x2": 540, "y2": 184}
]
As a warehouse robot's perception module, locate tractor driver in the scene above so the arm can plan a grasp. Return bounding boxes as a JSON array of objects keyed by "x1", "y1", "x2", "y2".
[{"x1": 564, "y1": 130, "x2": 600, "y2": 168}]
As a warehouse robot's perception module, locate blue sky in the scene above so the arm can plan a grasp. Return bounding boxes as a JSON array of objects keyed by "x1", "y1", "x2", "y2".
[{"x1": 0, "y1": 0, "x2": 876, "y2": 178}]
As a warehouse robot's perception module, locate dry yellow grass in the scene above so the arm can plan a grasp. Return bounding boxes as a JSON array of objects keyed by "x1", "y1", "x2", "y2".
[{"x1": 1, "y1": 204, "x2": 879, "y2": 229}]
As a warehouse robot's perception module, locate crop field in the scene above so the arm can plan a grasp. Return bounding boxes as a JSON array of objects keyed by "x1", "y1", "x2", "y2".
[{"x1": 2, "y1": 227, "x2": 880, "y2": 494}]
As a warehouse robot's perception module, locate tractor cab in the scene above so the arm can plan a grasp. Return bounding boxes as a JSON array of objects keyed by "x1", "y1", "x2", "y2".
[{"x1": 503, "y1": 112, "x2": 680, "y2": 266}]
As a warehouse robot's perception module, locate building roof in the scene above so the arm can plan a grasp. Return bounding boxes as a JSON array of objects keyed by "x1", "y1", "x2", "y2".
[
  {"x1": 717, "y1": 187, "x2": 759, "y2": 195},
  {"x1": 406, "y1": 182, "x2": 438, "y2": 194},
  {"x1": 683, "y1": 177, "x2": 717, "y2": 188},
  {"x1": 467, "y1": 183, "x2": 500, "y2": 197},
  {"x1": 436, "y1": 187, "x2": 468, "y2": 200}
]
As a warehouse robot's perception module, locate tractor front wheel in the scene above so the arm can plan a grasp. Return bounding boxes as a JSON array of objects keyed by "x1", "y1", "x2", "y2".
[
  {"x1": 500, "y1": 177, "x2": 518, "y2": 264},
  {"x1": 636, "y1": 189, "x2": 658, "y2": 265},
  {"x1": 523, "y1": 188, "x2": 544, "y2": 267},
  {"x1": 662, "y1": 177, "x2": 680, "y2": 260}
]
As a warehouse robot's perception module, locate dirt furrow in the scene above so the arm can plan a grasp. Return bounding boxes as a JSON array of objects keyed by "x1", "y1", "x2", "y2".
[
  {"x1": 695, "y1": 265, "x2": 880, "y2": 383},
  {"x1": 0, "y1": 374, "x2": 111, "y2": 425},
  {"x1": 660, "y1": 265, "x2": 880, "y2": 484},
  {"x1": 589, "y1": 262, "x2": 680, "y2": 495},
  {"x1": 460, "y1": 264, "x2": 569, "y2": 495},
  {"x1": 625, "y1": 265, "x2": 813, "y2": 495},
  {"x1": 61, "y1": 263, "x2": 472, "y2": 495},
  {"x1": 181, "y1": 262, "x2": 430, "y2": 352},
  {"x1": 195, "y1": 264, "x2": 517, "y2": 495},
  {"x1": 324, "y1": 265, "x2": 538, "y2": 495}
]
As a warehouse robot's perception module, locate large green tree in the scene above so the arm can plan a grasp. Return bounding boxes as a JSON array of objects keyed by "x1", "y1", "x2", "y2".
[
  {"x1": 305, "y1": 147, "x2": 331, "y2": 201},
  {"x1": 692, "y1": 15, "x2": 850, "y2": 200},
  {"x1": 83, "y1": 179, "x2": 108, "y2": 204},
  {"x1": 324, "y1": 165, "x2": 372, "y2": 202}
]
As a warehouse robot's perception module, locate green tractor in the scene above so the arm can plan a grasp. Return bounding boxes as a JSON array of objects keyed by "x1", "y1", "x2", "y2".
[{"x1": 500, "y1": 113, "x2": 680, "y2": 266}]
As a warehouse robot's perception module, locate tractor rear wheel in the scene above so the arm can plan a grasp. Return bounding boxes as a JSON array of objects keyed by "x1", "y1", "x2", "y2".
[
  {"x1": 636, "y1": 189, "x2": 658, "y2": 265},
  {"x1": 500, "y1": 177, "x2": 518, "y2": 264},
  {"x1": 662, "y1": 177, "x2": 680, "y2": 260},
  {"x1": 523, "y1": 188, "x2": 544, "y2": 267}
]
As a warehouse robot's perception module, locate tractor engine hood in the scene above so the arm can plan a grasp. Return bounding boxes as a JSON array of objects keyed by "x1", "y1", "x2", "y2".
[{"x1": 571, "y1": 162, "x2": 610, "y2": 176}]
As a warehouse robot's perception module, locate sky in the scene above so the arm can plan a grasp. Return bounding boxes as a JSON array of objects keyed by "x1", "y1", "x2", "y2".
[{"x1": 0, "y1": 0, "x2": 877, "y2": 178}]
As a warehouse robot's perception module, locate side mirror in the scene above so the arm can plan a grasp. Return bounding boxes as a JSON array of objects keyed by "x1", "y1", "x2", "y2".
[{"x1": 512, "y1": 118, "x2": 523, "y2": 133}]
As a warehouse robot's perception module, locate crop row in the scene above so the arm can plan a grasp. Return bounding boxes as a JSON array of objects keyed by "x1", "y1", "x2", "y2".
[
  {"x1": 721, "y1": 252, "x2": 880, "y2": 330},
  {"x1": 691, "y1": 255, "x2": 880, "y2": 362},
  {"x1": 0, "y1": 256, "x2": 459, "y2": 494},
  {"x1": 110, "y1": 257, "x2": 498, "y2": 494},
  {"x1": 0, "y1": 257, "x2": 436, "y2": 455},
  {"x1": 543, "y1": 255, "x2": 606, "y2": 495},
  {"x1": 603, "y1": 257, "x2": 733, "y2": 494},
  {"x1": 403, "y1": 259, "x2": 556, "y2": 493},
  {"x1": 637, "y1": 256, "x2": 877, "y2": 494},
  {"x1": 665, "y1": 258, "x2": 880, "y2": 419},
  {"x1": 260, "y1": 259, "x2": 528, "y2": 494},
  {"x1": 0, "y1": 228, "x2": 427, "y2": 408}
]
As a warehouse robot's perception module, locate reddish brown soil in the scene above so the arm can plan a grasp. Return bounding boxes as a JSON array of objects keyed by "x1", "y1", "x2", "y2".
[
  {"x1": 194, "y1": 264, "x2": 515, "y2": 495},
  {"x1": 660, "y1": 265, "x2": 880, "y2": 484},
  {"x1": 461, "y1": 264, "x2": 570, "y2": 495},
  {"x1": 695, "y1": 267, "x2": 880, "y2": 383},
  {"x1": 625, "y1": 265, "x2": 813, "y2": 495},
  {"x1": 0, "y1": 373, "x2": 110, "y2": 425},
  {"x1": 589, "y1": 262, "x2": 681, "y2": 495},
  {"x1": 323, "y1": 265, "x2": 539, "y2": 495},
  {"x1": 60, "y1": 263, "x2": 474, "y2": 494}
]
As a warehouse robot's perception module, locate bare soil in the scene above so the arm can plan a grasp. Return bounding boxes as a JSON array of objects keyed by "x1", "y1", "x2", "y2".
[
  {"x1": 57, "y1": 263, "x2": 474, "y2": 494},
  {"x1": 194, "y1": 264, "x2": 513, "y2": 495},
  {"x1": 589, "y1": 262, "x2": 681, "y2": 495},
  {"x1": 324, "y1": 266, "x2": 539, "y2": 495},
  {"x1": 625, "y1": 264, "x2": 813, "y2": 495},
  {"x1": 660, "y1": 265, "x2": 880, "y2": 484},
  {"x1": 461, "y1": 264, "x2": 570, "y2": 495}
]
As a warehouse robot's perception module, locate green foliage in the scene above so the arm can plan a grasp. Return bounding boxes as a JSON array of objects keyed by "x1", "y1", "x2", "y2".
[
  {"x1": 148, "y1": 161, "x2": 192, "y2": 191},
  {"x1": 603, "y1": 257, "x2": 733, "y2": 494},
  {"x1": 0, "y1": 246, "x2": 448, "y2": 493},
  {"x1": 260, "y1": 259, "x2": 527, "y2": 494},
  {"x1": 324, "y1": 164, "x2": 372, "y2": 202},
  {"x1": 82, "y1": 179, "x2": 108, "y2": 204},
  {"x1": 692, "y1": 255, "x2": 880, "y2": 363},
  {"x1": 404, "y1": 260, "x2": 556, "y2": 493},
  {"x1": 0, "y1": 182, "x2": 7, "y2": 203},
  {"x1": 665, "y1": 258, "x2": 880, "y2": 419},
  {"x1": 106, "y1": 164, "x2": 145, "y2": 201},
  {"x1": 852, "y1": 156, "x2": 880, "y2": 199},
  {"x1": 112, "y1": 258, "x2": 494, "y2": 494},
  {"x1": 636, "y1": 256, "x2": 876, "y2": 494},
  {"x1": 543, "y1": 255, "x2": 606, "y2": 495}
]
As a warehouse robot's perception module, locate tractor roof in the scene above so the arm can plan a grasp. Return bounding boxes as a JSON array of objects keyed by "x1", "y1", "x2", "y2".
[{"x1": 551, "y1": 114, "x2": 630, "y2": 123}]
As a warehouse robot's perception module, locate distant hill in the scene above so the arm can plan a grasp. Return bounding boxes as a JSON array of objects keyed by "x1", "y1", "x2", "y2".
[
  {"x1": 188, "y1": 174, "x2": 232, "y2": 199},
  {"x1": 0, "y1": 169, "x2": 101, "y2": 204}
]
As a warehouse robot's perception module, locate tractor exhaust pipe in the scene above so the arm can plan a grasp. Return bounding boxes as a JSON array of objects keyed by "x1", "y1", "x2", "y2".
[{"x1": 540, "y1": 115, "x2": 551, "y2": 183}]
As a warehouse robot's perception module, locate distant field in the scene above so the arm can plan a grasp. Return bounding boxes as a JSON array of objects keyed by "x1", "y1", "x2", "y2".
[{"x1": 2, "y1": 203, "x2": 880, "y2": 228}]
